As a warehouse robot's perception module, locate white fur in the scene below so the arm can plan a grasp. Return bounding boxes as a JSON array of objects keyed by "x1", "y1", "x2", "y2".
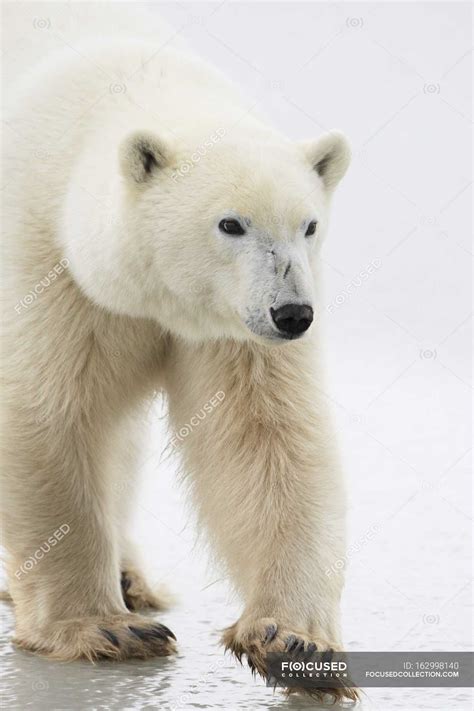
[{"x1": 1, "y1": 5, "x2": 353, "y2": 699}]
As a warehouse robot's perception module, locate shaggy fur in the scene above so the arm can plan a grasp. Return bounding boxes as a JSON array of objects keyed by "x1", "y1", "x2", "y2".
[{"x1": 1, "y1": 5, "x2": 354, "y2": 702}]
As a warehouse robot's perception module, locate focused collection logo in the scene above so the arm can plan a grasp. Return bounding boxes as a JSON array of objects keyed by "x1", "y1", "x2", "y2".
[{"x1": 281, "y1": 660, "x2": 348, "y2": 674}]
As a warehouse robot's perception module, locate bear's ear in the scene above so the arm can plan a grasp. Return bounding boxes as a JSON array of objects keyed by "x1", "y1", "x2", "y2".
[
  {"x1": 119, "y1": 131, "x2": 172, "y2": 184},
  {"x1": 299, "y1": 131, "x2": 351, "y2": 192}
]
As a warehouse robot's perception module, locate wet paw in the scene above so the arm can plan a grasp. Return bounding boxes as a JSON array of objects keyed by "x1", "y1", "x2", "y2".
[
  {"x1": 222, "y1": 617, "x2": 358, "y2": 704},
  {"x1": 15, "y1": 613, "x2": 177, "y2": 661},
  {"x1": 121, "y1": 569, "x2": 172, "y2": 612}
]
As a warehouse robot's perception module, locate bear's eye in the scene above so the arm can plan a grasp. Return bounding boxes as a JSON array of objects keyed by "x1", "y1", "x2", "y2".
[
  {"x1": 305, "y1": 220, "x2": 317, "y2": 237},
  {"x1": 219, "y1": 219, "x2": 246, "y2": 236}
]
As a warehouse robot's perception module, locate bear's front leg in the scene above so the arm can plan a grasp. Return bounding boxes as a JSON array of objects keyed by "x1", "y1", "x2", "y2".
[
  {"x1": 2, "y1": 414, "x2": 176, "y2": 661},
  {"x1": 165, "y1": 338, "x2": 356, "y2": 702}
]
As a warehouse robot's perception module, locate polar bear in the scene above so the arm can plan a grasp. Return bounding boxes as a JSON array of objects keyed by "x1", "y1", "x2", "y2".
[{"x1": 1, "y1": 7, "x2": 353, "y2": 703}]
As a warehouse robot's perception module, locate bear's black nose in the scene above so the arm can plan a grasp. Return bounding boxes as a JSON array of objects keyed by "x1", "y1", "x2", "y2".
[{"x1": 270, "y1": 304, "x2": 314, "y2": 338}]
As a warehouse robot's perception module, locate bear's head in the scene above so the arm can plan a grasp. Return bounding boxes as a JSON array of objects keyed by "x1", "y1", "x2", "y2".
[{"x1": 67, "y1": 127, "x2": 350, "y2": 345}]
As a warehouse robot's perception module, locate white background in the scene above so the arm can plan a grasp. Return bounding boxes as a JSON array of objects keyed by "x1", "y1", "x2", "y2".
[{"x1": 1, "y1": 2, "x2": 472, "y2": 710}]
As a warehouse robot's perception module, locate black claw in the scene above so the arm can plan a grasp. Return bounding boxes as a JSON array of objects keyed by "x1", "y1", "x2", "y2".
[
  {"x1": 128, "y1": 623, "x2": 176, "y2": 644},
  {"x1": 263, "y1": 624, "x2": 278, "y2": 645},
  {"x1": 322, "y1": 649, "x2": 333, "y2": 664},
  {"x1": 100, "y1": 628, "x2": 120, "y2": 648},
  {"x1": 148, "y1": 626, "x2": 168, "y2": 641},
  {"x1": 285, "y1": 634, "x2": 297, "y2": 652},
  {"x1": 128, "y1": 625, "x2": 149, "y2": 641},
  {"x1": 307, "y1": 642, "x2": 317, "y2": 654},
  {"x1": 292, "y1": 638, "x2": 305, "y2": 655},
  {"x1": 129, "y1": 625, "x2": 159, "y2": 643},
  {"x1": 154, "y1": 623, "x2": 176, "y2": 641},
  {"x1": 149, "y1": 623, "x2": 176, "y2": 642}
]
